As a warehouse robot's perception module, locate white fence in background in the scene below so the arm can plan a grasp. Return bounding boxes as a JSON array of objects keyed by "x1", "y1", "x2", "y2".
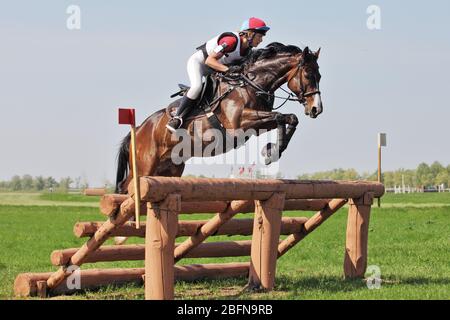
[{"x1": 386, "y1": 184, "x2": 449, "y2": 193}]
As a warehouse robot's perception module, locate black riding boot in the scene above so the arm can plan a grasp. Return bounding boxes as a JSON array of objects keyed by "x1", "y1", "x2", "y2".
[{"x1": 166, "y1": 95, "x2": 196, "y2": 132}]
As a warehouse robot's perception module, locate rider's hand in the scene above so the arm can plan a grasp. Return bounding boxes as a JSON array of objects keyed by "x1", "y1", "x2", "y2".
[{"x1": 226, "y1": 65, "x2": 243, "y2": 74}]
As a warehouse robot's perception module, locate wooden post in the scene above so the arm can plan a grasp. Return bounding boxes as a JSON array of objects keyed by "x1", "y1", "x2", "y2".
[
  {"x1": 377, "y1": 133, "x2": 386, "y2": 207},
  {"x1": 145, "y1": 194, "x2": 180, "y2": 300},
  {"x1": 377, "y1": 144, "x2": 381, "y2": 207},
  {"x1": 248, "y1": 192, "x2": 285, "y2": 291},
  {"x1": 36, "y1": 281, "x2": 47, "y2": 298},
  {"x1": 344, "y1": 192, "x2": 374, "y2": 278}
]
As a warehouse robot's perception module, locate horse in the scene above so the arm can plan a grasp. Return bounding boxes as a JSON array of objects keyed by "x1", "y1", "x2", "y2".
[{"x1": 115, "y1": 43, "x2": 322, "y2": 195}]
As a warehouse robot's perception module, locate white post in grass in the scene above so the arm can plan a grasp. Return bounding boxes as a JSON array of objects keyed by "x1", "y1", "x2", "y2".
[{"x1": 377, "y1": 133, "x2": 387, "y2": 207}]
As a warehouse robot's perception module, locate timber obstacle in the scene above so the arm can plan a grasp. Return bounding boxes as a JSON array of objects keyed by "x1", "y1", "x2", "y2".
[
  {"x1": 83, "y1": 188, "x2": 106, "y2": 196},
  {"x1": 14, "y1": 177, "x2": 384, "y2": 299}
]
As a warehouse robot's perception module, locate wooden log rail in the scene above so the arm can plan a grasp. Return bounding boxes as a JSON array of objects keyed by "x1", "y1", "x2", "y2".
[
  {"x1": 100, "y1": 194, "x2": 330, "y2": 216},
  {"x1": 15, "y1": 263, "x2": 250, "y2": 297},
  {"x1": 83, "y1": 188, "x2": 106, "y2": 196},
  {"x1": 73, "y1": 217, "x2": 308, "y2": 238},
  {"x1": 131, "y1": 177, "x2": 384, "y2": 202},
  {"x1": 51, "y1": 241, "x2": 254, "y2": 266}
]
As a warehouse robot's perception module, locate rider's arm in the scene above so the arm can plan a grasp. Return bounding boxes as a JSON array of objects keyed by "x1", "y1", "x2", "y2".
[
  {"x1": 205, "y1": 51, "x2": 229, "y2": 73},
  {"x1": 205, "y1": 35, "x2": 237, "y2": 72}
]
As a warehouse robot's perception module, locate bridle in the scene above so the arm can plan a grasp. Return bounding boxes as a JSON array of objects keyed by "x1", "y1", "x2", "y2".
[
  {"x1": 286, "y1": 61, "x2": 321, "y2": 104},
  {"x1": 236, "y1": 60, "x2": 321, "y2": 110}
]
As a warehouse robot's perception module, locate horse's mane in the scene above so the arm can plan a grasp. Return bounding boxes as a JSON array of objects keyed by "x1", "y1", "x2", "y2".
[{"x1": 241, "y1": 42, "x2": 302, "y2": 68}]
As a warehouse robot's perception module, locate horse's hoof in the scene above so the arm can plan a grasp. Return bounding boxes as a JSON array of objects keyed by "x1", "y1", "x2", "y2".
[
  {"x1": 265, "y1": 154, "x2": 281, "y2": 165},
  {"x1": 262, "y1": 143, "x2": 281, "y2": 165},
  {"x1": 261, "y1": 147, "x2": 268, "y2": 157},
  {"x1": 261, "y1": 143, "x2": 275, "y2": 157}
]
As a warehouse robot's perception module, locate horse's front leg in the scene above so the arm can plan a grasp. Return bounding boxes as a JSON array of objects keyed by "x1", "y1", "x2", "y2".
[
  {"x1": 260, "y1": 113, "x2": 298, "y2": 165},
  {"x1": 279, "y1": 113, "x2": 298, "y2": 155},
  {"x1": 239, "y1": 110, "x2": 299, "y2": 165}
]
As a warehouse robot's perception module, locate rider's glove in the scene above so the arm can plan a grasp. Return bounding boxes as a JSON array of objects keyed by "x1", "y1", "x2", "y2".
[{"x1": 226, "y1": 65, "x2": 243, "y2": 75}]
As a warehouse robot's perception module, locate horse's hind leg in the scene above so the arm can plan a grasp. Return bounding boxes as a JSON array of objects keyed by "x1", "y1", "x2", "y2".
[{"x1": 153, "y1": 157, "x2": 186, "y2": 177}]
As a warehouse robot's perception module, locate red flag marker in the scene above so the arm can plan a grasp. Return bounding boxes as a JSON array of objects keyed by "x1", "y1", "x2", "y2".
[
  {"x1": 118, "y1": 108, "x2": 141, "y2": 229},
  {"x1": 118, "y1": 108, "x2": 136, "y2": 126}
]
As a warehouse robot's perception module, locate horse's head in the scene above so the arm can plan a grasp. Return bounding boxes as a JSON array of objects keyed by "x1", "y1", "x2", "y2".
[
  {"x1": 242, "y1": 43, "x2": 323, "y2": 117},
  {"x1": 287, "y1": 47, "x2": 322, "y2": 118}
]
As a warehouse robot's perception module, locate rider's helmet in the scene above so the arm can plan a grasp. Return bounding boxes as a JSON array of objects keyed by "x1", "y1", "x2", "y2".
[{"x1": 240, "y1": 17, "x2": 270, "y2": 35}]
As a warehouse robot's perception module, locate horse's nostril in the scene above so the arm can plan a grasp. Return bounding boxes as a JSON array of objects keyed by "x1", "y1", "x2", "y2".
[{"x1": 311, "y1": 107, "x2": 317, "y2": 115}]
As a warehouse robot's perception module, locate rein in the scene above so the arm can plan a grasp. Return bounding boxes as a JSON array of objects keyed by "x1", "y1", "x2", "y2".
[
  {"x1": 215, "y1": 58, "x2": 321, "y2": 112},
  {"x1": 239, "y1": 62, "x2": 321, "y2": 110}
]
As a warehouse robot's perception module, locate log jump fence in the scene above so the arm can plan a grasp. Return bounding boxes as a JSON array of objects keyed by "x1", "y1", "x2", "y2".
[
  {"x1": 83, "y1": 188, "x2": 106, "y2": 196},
  {"x1": 14, "y1": 177, "x2": 384, "y2": 299}
]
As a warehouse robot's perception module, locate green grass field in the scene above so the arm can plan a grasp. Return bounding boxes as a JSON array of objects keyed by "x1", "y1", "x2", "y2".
[{"x1": 0, "y1": 192, "x2": 449, "y2": 300}]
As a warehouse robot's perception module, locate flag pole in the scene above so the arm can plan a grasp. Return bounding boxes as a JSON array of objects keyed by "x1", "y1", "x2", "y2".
[
  {"x1": 130, "y1": 124, "x2": 141, "y2": 228},
  {"x1": 119, "y1": 108, "x2": 141, "y2": 229}
]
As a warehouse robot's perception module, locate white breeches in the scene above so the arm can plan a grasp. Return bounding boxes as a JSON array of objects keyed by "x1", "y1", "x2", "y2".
[{"x1": 186, "y1": 50, "x2": 212, "y2": 100}]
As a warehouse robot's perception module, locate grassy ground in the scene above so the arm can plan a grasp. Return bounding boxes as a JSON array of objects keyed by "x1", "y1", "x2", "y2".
[
  {"x1": 0, "y1": 192, "x2": 99, "y2": 207},
  {"x1": 0, "y1": 192, "x2": 449, "y2": 300}
]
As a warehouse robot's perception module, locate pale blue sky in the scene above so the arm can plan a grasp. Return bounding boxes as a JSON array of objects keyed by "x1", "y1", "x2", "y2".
[{"x1": 0, "y1": 1, "x2": 449, "y2": 186}]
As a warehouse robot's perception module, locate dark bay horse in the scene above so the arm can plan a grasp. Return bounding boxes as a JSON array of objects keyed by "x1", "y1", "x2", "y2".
[{"x1": 115, "y1": 43, "x2": 322, "y2": 194}]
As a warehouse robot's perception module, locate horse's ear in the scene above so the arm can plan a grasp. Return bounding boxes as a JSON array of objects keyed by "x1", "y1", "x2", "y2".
[
  {"x1": 315, "y1": 47, "x2": 321, "y2": 59},
  {"x1": 302, "y1": 46, "x2": 310, "y2": 57}
]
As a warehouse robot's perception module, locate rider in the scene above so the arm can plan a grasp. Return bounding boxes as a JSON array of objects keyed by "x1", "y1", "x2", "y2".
[{"x1": 166, "y1": 17, "x2": 270, "y2": 132}]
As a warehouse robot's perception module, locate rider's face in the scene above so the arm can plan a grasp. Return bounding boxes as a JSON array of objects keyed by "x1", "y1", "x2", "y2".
[{"x1": 252, "y1": 33, "x2": 264, "y2": 47}]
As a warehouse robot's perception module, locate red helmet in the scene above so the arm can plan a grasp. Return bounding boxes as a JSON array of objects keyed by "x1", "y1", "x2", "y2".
[{"x1": 240, "y1": 17, "x2": 270, "y2": 34}]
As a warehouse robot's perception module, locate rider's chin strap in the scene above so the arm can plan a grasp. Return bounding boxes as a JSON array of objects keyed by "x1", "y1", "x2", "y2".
[
  {"x1": 248, "y1": 33, "x2": 256, "y2": 47},
  {"x1": 241, "y1": 31, "x2": 256, "y2": 48}
]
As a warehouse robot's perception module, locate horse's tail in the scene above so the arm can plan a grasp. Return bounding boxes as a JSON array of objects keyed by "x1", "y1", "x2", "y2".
[{"x1": 115, "y1": 133, "x2": 131, "y2": 193}]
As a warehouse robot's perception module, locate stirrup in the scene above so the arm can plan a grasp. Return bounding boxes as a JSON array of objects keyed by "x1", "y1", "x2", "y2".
[{"x1": 165, "y1": 116, "x2": 183, "y2": 133}]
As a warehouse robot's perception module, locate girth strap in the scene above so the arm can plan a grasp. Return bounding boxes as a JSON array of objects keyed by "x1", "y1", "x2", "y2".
[{"x1": 204, "y1": 110, "x2": 238, "y2": 151}]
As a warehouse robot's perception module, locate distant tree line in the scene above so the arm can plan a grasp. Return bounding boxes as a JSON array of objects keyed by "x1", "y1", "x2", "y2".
[
  {"x1": 1, "y1": 161, "x2": 448, "y2": 191},
  {"x1": 0, "y1": 175, "x2": 90, "y2": 192},
  {"x1": 297, "y1": 161, "x2": 450, "y2": 188}
]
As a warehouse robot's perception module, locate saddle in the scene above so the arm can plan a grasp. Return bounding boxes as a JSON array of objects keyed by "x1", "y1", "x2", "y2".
[
  {"x1": 166, "y1": 73, "x2": 244, "y2": 136},
  {"x1": 168, "y1": 75, "x2": 219, "y2": 120}
]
